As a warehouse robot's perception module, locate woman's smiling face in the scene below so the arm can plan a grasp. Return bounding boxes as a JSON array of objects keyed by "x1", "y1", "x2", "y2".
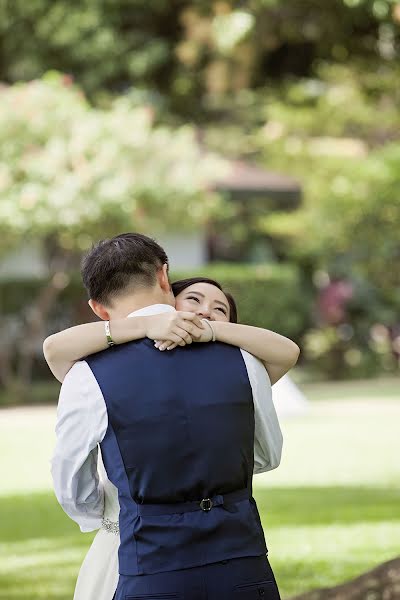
[{"x1": 175, "y1": 282, "x2": 230, "y2": 322}]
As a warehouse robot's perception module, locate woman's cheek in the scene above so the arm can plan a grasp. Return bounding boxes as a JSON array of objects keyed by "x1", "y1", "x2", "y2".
[
  {"x1": 175, "y1": 300, "x2": 194, "y2": 312},
  {"x1": 213, "y1": 311, "x2": 229, "y2": 322}
]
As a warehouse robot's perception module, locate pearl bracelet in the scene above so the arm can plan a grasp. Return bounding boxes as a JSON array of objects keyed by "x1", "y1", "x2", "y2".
[{"x1": 202, "y1": 319, "x2": 216, "y2": 342}]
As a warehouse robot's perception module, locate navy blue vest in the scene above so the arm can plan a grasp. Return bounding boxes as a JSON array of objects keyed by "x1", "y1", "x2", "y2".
[{"x1": 86, "y1": 339, "x2": 267, "y2": 576}]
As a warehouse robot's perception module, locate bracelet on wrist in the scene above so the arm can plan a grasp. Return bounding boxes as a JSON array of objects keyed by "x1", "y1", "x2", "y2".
[{"x1": 202, "y1": 319, "x2": 216, "y2": 342}]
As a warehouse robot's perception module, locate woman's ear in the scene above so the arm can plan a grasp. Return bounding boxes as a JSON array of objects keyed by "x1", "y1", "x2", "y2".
[{"x1": 88, "y1": 299, "x2": 110, "y2": 321}]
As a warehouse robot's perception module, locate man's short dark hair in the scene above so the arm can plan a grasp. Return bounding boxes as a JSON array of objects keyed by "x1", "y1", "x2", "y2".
[{"x1": 81, "y1": 232, "x2": 169, "y2": 306}]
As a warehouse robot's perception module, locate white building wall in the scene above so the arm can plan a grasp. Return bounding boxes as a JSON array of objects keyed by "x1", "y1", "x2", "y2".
[
  {"x1": 0, "y1": 243, "x2": 48, "y2": 280},
  {"x1": 154, "y1": 231, "x2": 207, "y2": 270}
]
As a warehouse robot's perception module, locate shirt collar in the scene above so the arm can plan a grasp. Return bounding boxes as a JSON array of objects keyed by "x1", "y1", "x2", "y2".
[{"x1": 127, "y1": 304, "x2": 176, "y2": 318}]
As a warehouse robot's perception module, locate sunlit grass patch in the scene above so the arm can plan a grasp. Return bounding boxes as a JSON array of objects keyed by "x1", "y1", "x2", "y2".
[{"x1": 0, "y1": 493, "x2": 94, "y2": 600}]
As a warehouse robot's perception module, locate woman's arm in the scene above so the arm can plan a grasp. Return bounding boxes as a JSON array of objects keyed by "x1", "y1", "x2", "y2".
[
  {"x1": 212, "y1": 321, "x2": 300, "y2": 385},
  {"x1": 156, "y1": 320, "x2": 300, "y2": 384},
  {"x1": 211, "y1": 322, "x2": 300, "y2": 385},
  {"x1": 43, "y1": 312, "x2": 204, "y2": 383}
]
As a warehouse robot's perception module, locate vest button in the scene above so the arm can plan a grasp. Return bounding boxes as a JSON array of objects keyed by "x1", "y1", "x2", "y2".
[{"x1": 258, "y1": 588, "x2": 265, "y2": 596}]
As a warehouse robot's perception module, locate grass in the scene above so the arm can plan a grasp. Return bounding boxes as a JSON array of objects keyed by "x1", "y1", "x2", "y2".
[{"x1": 1, "y1": 376, "x2": 399, "y2": 599}]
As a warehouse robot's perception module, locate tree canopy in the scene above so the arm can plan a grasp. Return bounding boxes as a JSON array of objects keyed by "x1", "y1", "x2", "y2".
[
  {"x1": 1, "y1": 1, "x2": 399, "y2": 116},
  {"x1": 0, "y1": 73, "x2": 226, "y2": 256}
]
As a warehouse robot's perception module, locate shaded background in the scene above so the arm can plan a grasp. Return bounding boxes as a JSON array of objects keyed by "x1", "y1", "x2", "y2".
[{"x1": 0, "y1": 1, "x2": 399, "y2": 598}]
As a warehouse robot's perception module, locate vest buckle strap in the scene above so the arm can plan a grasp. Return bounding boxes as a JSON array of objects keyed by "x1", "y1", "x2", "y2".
[
  {"x1": 199, "y1": 498, "x2": 213, "y2": 511},
  {"x1": 136, "y1": 488, "x2": 249, "y2": 516}
]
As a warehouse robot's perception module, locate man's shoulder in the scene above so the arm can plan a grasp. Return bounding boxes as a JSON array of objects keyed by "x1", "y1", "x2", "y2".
[
  {"x1": 59, "y1": 360, "x2": 106, "y2": 410},
  {"x1": 61, "y1": 360, "x2": 92, "y2": 388},
  {"x1": 85, "y1": 339, "x2": 147, "y2": 364},
  {"x1": 239, "y1": 348, "x2": 261, "y2": 367},
  {"x1": 239, "y1": 349, "x2": 271, "y2": 384}
]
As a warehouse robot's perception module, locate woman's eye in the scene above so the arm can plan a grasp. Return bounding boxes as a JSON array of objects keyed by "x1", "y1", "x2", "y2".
[
  {"x1": 187, "y1": 296, "x2": 200, "y2": 303},
  {"x1": 215, "y1": 307, "x2": 227, "y2": 314}
]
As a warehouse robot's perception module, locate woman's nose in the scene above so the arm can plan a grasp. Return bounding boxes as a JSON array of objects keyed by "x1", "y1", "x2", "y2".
[{"x1": 198, "y1": 307, "x2": 211, "y2": 318}]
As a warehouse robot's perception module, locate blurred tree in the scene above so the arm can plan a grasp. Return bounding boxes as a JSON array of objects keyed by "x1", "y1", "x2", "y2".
[
  {"x1": 1, "y1": 0, "x2": 399, "y2": 117},
  {"x1": 0, "y1": 73, "x2": 225, "y2": 242},
  {"x1": 199, "y1": 60, "x2": 400, "y2": 378},
  {"x1": 0, "y1": 74, "x2": 226, "y2": 397},
  {"x1": 303, "y1": 143, "x2": 400, "y2": 299},
  {"x1": 256, "y1": 139, "x2": 400, "y2": 377}
]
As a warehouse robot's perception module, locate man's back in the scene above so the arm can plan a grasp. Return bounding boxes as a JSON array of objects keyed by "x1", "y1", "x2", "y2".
[{"x1": 86, "y1": 339, "x2": 268, "y2": 575}]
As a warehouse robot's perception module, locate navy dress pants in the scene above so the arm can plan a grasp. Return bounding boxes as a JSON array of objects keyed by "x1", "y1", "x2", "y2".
[{"x1": 115, "y1": 554, "x2": 281, "y2": 600}]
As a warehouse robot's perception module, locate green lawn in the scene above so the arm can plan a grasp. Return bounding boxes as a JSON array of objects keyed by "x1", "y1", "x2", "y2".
[{"x1": 1, "y1": 377, "x2": 399, "y2": 599}]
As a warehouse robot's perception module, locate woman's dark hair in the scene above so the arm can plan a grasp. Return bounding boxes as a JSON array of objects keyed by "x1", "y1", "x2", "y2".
[
  {"x1": 171, "y1": 277, "x2": 238, "y2": 323},
  {"x1": 81, "y1": 232, "x2": 169, "y2": 306}
]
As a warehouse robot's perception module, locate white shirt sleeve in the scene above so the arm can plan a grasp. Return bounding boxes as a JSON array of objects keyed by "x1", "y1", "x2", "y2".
[
  {"x1": 240, "y1": 350, "x2": 283, "y2": 474},
  {"x1": 50, "y1": 361, "x2": 108, "y2": 532}
]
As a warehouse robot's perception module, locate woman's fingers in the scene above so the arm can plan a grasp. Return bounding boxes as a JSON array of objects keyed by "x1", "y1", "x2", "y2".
[
  {"x1": 176, "y1": 312, "x2": 205, "y2": 329},
  {"x1": 158, "y1": 341, "x2": 179, "y2": 351},
  {"x1": 157, "y1": 341, "x2": 178, "y2": 351},
  {"x1": 175, "y1": 326, "x2": 193, "y2": 345},
  {"x1": 145, "y1": 312, "x2": 204, "y2": 343},
  {"x1": 176, "y1": 313, "x2": 205, "y2": 338},
  {"x1": 165, "y1": 326, "x2": 193, "y2": 346},
  {"x1": 177, "y1": 319, "x2": 204, "y2": 340},
  {"x1": 154, "y1": 318, "x2": 205, "y2": 350},
  {"x1": 155, "y1": 331, "x2": 187, "y2": 349},
  {"x1": 166, "y1": 343, "x2": 178, "y2": 350}
]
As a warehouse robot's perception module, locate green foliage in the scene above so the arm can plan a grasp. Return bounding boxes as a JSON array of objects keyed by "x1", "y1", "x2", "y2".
[
  {"x1": 263, "y1": 62, "x2": 400, "y2": 142},
  {"x1": 201, "y1": 59, "x2": 400, "y2": 379},
  {"x1": 1, "y1": 1, "x2": 398, "y2": 115},
  {"x1": 0, "y1": 74, "x2": 226, "y2": 255},
  {"x1": 206, "y1": 61, "x2": 400, "y2": 281},
  {"x1": 172, "y1": 262, "x2": 311, "y2": 338},
  {"x1": 303, "y1": 325, "x2": 395, "y2": 379},
  {"x1": 0, "y1": 381, "x2": 60, "y2": 407},
  {"x1": 0, "y1": 1, "x2": 183, "y2": 98},
  {"x1": 300, "y1": 143, "x2": 400, "y2": 296},
  {"x1": 264, "y1": 134, "x2": 400, "y2": 377}
]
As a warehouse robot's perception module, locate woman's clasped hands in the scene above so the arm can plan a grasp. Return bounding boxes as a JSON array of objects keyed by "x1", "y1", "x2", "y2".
[{"x1": 143, "y1": 311, "x2": 214, "y2": 352}]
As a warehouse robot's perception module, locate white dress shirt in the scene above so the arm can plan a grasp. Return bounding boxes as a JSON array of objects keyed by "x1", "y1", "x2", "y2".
[{"x1": 51, "y1": 303, "x2": 283, "y2": 533}]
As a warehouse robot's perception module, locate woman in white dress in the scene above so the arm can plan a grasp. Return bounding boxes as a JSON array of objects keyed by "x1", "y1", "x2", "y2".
[{"x1": 44, "y1": 276, "x2": 300, "y2": 600}]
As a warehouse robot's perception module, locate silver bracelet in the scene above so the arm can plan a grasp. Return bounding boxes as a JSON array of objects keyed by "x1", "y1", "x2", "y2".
[
  {"x1": 105, "y1": 320, "x2": 115, "y2": 347},
  {"x1": 202, "y1": 319, "x2": 216, "y2": 342}
]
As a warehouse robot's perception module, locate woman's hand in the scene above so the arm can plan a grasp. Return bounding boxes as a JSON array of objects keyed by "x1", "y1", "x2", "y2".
[
  {"x1": 43, "y1": 311, "x2": 206, "y2": 383},
  {"x1": 155, "y1": 318, "x2": 213, "y2": 351},
  {"x1": 144, "y1": 311, "x2": 205, "y2": 348}
]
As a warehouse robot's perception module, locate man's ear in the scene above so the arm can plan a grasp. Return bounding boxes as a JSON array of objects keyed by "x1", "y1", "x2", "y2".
[
  {"x1": 88, "y1": 299, "x2": 110, "y2": 321},
  {"x1": 157, "y1": 263, "x2": 171, "y2": 293}
]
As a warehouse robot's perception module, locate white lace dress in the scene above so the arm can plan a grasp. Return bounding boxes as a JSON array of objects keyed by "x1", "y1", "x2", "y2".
[{"x1": 73, "y1": 453, "x2": 120, "y2": 600}]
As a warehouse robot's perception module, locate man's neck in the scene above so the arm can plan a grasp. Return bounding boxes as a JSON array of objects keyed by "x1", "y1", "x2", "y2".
[{"x1": 108, "y1": 292, "x2": 174, "y2": 319}]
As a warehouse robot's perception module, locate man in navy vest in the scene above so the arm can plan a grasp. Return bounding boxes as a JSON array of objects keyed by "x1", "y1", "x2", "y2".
[{"x1": 51, "y1": 232, "x2": 283, "y2": 599}]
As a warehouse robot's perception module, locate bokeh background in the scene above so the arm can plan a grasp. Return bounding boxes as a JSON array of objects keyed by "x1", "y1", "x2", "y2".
[{"x1": 0, "y1": 1, "x2": 399, "y2": 598}]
